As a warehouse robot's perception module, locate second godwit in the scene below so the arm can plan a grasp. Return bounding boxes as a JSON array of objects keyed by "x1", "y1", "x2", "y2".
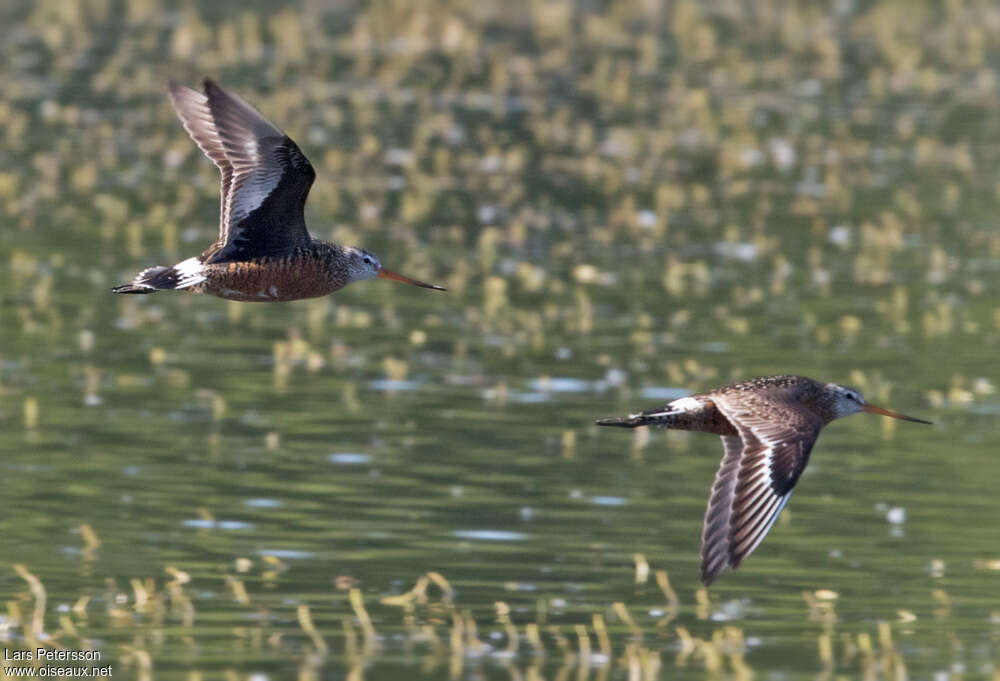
[
  {"x1": 113, "y1": 79, "x2": 445, "y2": 301},
  {"x1": 596, "y1": 375, "x2": 931, "y2": 585}
]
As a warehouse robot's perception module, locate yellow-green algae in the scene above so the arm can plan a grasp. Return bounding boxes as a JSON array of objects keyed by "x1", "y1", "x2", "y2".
[{"x1": 1, "y1": 0, "x2": 1000, "y2": 679}]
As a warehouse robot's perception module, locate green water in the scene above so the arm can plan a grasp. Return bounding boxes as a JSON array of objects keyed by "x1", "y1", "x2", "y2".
[{"x1": 2, "y1": 1, "x2": 1000, "y2": 678}]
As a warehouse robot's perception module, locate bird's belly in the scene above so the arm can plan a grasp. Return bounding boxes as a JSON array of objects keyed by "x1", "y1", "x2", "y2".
[{"x1": 202, "y1": 260, "x2": 338, "y2": 302}]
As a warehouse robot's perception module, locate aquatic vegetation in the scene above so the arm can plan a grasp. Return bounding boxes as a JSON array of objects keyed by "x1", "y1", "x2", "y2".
[{"x1": 2, "y1": 550, "x2": 974, "y2": 680}]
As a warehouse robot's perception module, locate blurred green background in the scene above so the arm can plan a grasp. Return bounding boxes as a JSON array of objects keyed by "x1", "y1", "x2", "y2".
[{"x1": 1, "y1": 0, "x2": 999, "y2": 678}]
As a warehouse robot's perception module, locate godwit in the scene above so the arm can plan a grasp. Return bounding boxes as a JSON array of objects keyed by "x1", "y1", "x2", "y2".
[
  {"x1": 596, "y1": 375, "x2": 931, "y2": 585},
  {"x1": 113, "y1": 79, "x2": 445, "y2": 301}
]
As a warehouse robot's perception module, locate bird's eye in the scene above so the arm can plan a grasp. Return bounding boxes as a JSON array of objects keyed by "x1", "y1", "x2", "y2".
[{"x1": 363, "y1": 257, "x2": 372, "y2": 265}]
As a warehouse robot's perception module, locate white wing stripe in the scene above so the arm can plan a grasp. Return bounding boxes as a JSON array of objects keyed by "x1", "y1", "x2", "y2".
[
  {"x1": 736, "y1": 493, "x2": 792, "y2": 559},
  {"x1": 733, "y1": 494, "x2": 782, "y2": 547},
  {"x1": 733, "y1": 483, "x2": 774, "y2": 529}
]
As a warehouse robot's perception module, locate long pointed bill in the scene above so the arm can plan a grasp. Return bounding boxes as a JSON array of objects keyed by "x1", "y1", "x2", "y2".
[
  {"x1": 862, "y1": 403, "x2": 932, "y2": 424},
  {"x1": 377, "y1": 268, "x2": 447, "y2": 291}
]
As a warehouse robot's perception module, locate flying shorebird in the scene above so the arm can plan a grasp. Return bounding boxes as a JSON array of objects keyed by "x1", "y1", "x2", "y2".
[
  {"x1": 595, "y1": 375, "x2": 931, "y2": 585},
  {"x1": 113, "y1": 79, "x2": 446, "y2": 301}
]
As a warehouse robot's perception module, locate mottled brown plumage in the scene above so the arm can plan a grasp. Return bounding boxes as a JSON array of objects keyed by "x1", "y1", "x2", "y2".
[
  {"x1": 596, "y1": 375, "x2": 931, "y2": 585},
  {"x1": 113, "y1": 79, "x2": 445, "y2": 301},
  {"x1": 191, "y1": 243, "x2": 355, "y2": 302}
]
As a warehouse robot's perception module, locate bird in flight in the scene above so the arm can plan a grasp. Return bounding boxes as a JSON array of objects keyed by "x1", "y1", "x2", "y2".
[
  {"x1": 596, "y1": 375, "x2": 931, "y2": 585},
  {"x1": 114, "y1": 79, "x2": 445, "y2": 301}
]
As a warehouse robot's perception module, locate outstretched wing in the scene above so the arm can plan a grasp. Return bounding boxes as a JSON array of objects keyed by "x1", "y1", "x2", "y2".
[
  {"x1": 167, "y1": 83, "x2": 234, "y2": 240},
  {"x1": 168, "y1": 79, "x2": 316, "y2": 263},
  {"x1": 700, "y1": 389, "x2": 823, "y2": 585}
]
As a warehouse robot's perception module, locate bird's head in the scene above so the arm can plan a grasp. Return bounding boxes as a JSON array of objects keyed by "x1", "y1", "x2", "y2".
[
  {"x1": 344, "y1": 247, "x2": 382, "y2": 282},
  {"x1": 343, "y1": 247, "x2": 446, "y2": 291},
  {"x1": 823, "y1": 382, "x2": 931, "y2": 424}
]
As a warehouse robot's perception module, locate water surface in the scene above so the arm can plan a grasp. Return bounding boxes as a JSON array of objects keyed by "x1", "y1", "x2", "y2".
[{"x1": 1, "y1": 1, "x2": 999, "y2": 679}]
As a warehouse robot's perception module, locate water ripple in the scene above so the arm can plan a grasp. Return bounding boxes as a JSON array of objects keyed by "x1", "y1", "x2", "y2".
[{"x1": 452, "y1": 529, "x2": 528, "y2": 542}]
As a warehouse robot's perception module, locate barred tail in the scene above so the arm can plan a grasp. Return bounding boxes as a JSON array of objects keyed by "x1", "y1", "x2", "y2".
[
  {"x1": 595, "y1": 415, "x2": 650, "y2": 428},
  {"x1": 595, "y1": 405, "x2": 682, "y2": 428},
  {"x1": 112, "y1": 257, "x2": 206, "y2": 295},
  {"x1": 112, "y1": 283, "x2": 157, "y2": 294}
]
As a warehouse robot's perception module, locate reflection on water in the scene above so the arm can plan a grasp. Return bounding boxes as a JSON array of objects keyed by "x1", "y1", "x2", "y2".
[
  {"x1": 590, "y1": 496, "x2": 628, "y2": 507},
  {"x1": 182, "y1": 519, "x2": 255, "y2": 531},
  {"x1": 639, "y1": 387, "x2": 693, "y2": 401},
  {"x1": 244, "y1": 498, "x2": 283, "y2": 508},
  {"x1": 2, "y1": 0, "x2": 1000, "y2": 679},
  {"x1": 368, "y1": 379, "x2": 425, "y2": 392},
  {"x1": 528, "y1": 377, "x2": 592, "y2": 393},
  {"x1": 328, "y1": 453, "x2": 372, "y2": 465},
  {"x1": 452, "y1": 530, "x2": 529, "y2": 542}
]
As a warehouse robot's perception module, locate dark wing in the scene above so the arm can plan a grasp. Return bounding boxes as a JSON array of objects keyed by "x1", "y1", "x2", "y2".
[
  {"x1": 700, "y1": 389, "x2": 823, "y2": 585},
  {"x1": 171, "y1": 79, "x2": 316, "y2": 263}
]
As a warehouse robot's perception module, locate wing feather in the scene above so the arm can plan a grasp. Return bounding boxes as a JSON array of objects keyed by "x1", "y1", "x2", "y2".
[
  {"x1": 167, "y1": 80, "x2": 316, "y2": 263},
  {"x1": 699, "y1": 388, "x2": 823, "y2": 585},
  {"x1": 167, "y1": 83, "x2": 233, "y2": 241},
  {"x1": 700, "y1": 435, "x2": 744, "y2": 584}
]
